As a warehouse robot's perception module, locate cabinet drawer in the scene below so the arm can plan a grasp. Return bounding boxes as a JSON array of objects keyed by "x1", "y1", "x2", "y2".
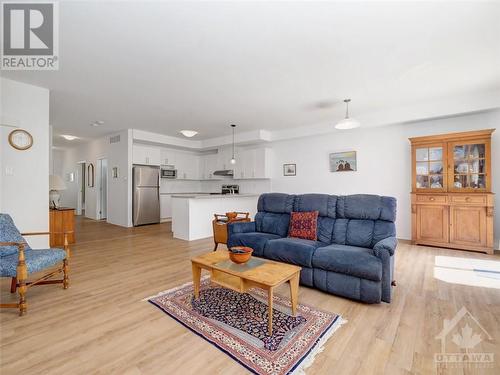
[
  {"x1": 416, "y1": 195, "x2": 447, "y2": 204},
  {"x1": 450, "y1": 195, "x2": 487, "y2": 205}
]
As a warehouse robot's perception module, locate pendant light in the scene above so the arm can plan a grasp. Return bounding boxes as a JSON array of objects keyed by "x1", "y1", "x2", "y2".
[
  {"x1": 335, "y1": 99, "x2": 360, "y2": 129},
  {"x1": 230, "y1": 124, "x2": 236, "y2": 165}
]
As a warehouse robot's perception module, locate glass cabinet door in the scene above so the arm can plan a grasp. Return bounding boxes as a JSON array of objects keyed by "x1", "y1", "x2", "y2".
[
  {"x1": 414, "y1": 144, "x2": 445, "y2": 191},
  {"x1": 449, "y1": 140, "x2": 488, "y2": 191}
]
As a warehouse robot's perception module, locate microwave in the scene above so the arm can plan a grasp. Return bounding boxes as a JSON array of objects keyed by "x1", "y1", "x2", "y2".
[{"x1": 161, "y1": 168, "x2": 177, "y2": 179}]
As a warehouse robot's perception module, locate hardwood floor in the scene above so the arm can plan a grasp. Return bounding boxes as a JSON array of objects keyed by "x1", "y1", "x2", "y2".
[{"x1": 1, "y1": 217, "x2": 499, "y2": 374}]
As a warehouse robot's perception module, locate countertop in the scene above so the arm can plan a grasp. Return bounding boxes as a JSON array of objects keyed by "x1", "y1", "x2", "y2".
[
  {"x1": 170, "y1": 194, "x2": 259, "y2": 199},
  {"x1": 160, "y1": 192, "x2": 213, "y2": 195}
]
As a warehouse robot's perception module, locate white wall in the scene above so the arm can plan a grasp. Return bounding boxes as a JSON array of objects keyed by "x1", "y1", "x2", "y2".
[
  {"x1": 0, "y1": 78, "x2": 50, "y2": 248},
  {"x1": 270, "y1": 109, "x2": 500, "y2": 247},
  {"x1": 54, "y1": 129, "x2": 132, "y2": 227}
]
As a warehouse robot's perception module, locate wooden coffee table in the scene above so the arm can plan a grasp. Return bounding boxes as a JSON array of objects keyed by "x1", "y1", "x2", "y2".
[{"x1": 191, "y1": 250, "x2": 301, "y2": 335}]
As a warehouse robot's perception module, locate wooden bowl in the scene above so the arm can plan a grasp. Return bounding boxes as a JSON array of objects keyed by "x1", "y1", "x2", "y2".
[{"x1": 229, "y1": 247, "x2": 253, "y2": 264}]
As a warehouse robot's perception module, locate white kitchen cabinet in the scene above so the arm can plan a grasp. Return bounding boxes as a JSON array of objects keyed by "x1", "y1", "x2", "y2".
[
  {"x1": 201, "y1": 153, "x2": 219, "y2": 180},
  {"x1": 216, "y1": 146, "x2": 234, "y2": 171},
  {"x1": 160, "y1": 194, "x2": 172, "y2": 220},
  {"x1": 133, "y1": 144, "x2": 161, "y2": 166},
  {"x1": 160, "y1": 149, "x2": 177, "y2": 166},
  {"x1": 234, "y1": 148, "x2": 272, "y2": 179},
  {"x1": 175, "y1": 151, "x2": 200, "y2": 180}
]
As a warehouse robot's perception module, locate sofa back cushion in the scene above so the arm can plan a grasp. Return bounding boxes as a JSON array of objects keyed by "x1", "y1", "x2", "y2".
[
  {"x1": 293, "y1": 194, "x2": 336, "y2": 242},
  {"x1": 333, "y1": 195, "x2": 396, "y2": 248},
  {"x1": 255, "y1": 193, "x2": 295, "y2": 237},
  {"x1": 0, "y1": 214, "x2": 29, "y2": 257},
  {"x1": 255, "y1": 212, "x2": 290, "y2": 237},
  {"x1": 257, "y1": 193, "x2": 295, "y2": 214}
]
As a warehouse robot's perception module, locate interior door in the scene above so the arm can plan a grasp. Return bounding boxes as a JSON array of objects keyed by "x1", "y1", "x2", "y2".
[
  {"x1": 449, "y1": 206, "x2": 487, "y2": 247},
  {"x1": 416, "y1": 205, "x2": 449, "y2": 243}
]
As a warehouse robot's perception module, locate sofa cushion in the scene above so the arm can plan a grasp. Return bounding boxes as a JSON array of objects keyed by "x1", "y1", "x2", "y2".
[
  {"x1": 288, "y1": 211, "x2": 319, "y2": 240},
  {"x1": 312, "y1": 244, "x2": 382, "y2": 282},
  {"x1": 255, "y1": 212, "x2": 290, "y2": 237},
  {"x1": 264, "y1": 237, "x2": 328, "y2": 268},
  {"x1": 336, "y1": 194, "x2": 396, "y2": 221},
  {"x1": 293, "y1": 194, "x2": 337, "y2": 218},
  {"x1": 257, "y1": 193, "x2": 295, "y2": 214},
  {"x1": 0, "y1": 214, "x2": 31, "y2": 257},
  {"x1": 0, "y1": 249, "x2": 66, "y2": 277},
  {"x1": 227, "y1": 232, "x2": 281, "y2": 257}
]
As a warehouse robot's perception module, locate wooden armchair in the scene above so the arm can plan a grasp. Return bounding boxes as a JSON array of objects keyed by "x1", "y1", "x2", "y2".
[{"x1": 0, "y1": 214, "x2": 71, "y2": 316}]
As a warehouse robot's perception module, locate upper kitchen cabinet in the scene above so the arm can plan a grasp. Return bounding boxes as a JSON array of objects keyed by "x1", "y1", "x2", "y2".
[
  {"x1": 201, "y1": 153, "x2": 219, "y2": 180},
  {"x1": 133, "y1": 144, "x2": 161, "y2": 166},
  {"x1": 234, "y1": 148, "x2": 273, "y2": 179},
  {"x1": 176, "y1": 151, "x2": 200, "y2": 180},
  {"x1": 216, "y1": 146, "x2": 234, "y2": 171},
  {"x1": 160, "y1": 148, "x2": 177, "y2": 166}
]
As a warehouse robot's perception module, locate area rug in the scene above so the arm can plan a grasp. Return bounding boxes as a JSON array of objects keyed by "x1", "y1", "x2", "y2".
[{"x1": 147, "y1": 277, "x2": 345, "y2": 375}]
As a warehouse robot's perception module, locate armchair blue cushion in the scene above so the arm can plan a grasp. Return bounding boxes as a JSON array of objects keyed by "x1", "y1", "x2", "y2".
[
  {"x1": 0, "y1": 214, "x2": 31, "y2": 256},
  {"x1": 0, "y1": 214, "x2": 68, "y2": 277},
  {"x1": 227, "y1": 193, "x2": 397, "y2": 303},
  {"x1": 0, "y1": 249, "x2": 66, "y2": 277}
]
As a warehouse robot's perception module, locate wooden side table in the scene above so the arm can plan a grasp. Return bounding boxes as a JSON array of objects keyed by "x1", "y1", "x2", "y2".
[
  {"x1": 212, "y1": 212, "x2": 250, "y2": 251},
  {"x1": 49, "y1": 208, "x2": 76, "y2": 247}
]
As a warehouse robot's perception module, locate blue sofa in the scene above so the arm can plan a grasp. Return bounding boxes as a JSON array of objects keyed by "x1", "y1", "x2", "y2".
[{"x1": 227, "y1": 193, "x2": 397, "y2": 303}]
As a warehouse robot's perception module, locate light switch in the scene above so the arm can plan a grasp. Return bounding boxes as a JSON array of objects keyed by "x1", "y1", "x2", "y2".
[{"x1": 5, "y1": 166, "x2": 13, "y2": 176}]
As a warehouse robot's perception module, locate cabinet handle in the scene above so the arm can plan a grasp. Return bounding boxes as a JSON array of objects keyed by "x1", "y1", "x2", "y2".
[
  {"x1": 465, "y1": 197, "x2": 471, "y2": 202},
  {"x1": 429, "y1": 197, "x2": 435, "y2": 201}
]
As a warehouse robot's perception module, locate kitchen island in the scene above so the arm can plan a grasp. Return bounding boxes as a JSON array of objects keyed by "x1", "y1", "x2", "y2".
[{"x1": 171, "y1": 194, "x2": 259, "y2": 241}]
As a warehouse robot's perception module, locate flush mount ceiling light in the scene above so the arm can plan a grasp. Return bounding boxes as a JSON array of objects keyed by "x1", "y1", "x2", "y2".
[
  {"x1": 61, "y1": 134, "x2": 78, "y2": 140},
  {"x1": 335, "y1": 99, "x2": 360, "y2": 130},
  {"x1": 179, "y1": 130, "x2": 198, "y2": 138},
  {"x1": 90, "y1": 120, "x2": 104, "y2": 127},
  {"x1": 230, "y1": 124, "x2": 236, "y2": 165}
]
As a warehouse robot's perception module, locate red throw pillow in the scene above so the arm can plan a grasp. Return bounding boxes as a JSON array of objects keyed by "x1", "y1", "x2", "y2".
[{"x1": 288, "y1": 211, "x2": 319, "y2": 240}]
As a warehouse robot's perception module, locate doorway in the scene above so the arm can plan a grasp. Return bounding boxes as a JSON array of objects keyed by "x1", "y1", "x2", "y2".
[
  {"x1": 76, "y1": 161, "x2": 86, "y2": 216},
  {"x1": 97, "y1": 158, "x2": 108, "y2": 220}
]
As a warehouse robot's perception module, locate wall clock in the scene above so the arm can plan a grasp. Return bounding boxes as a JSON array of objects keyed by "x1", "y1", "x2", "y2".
[{"x1": 8, "y1": 129, "x2": 33, "y2": 150}]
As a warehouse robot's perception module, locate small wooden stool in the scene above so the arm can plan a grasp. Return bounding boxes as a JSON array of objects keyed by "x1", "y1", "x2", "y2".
[{"x1": 212, "y1": 212, "x2": 250, "y2": 251}]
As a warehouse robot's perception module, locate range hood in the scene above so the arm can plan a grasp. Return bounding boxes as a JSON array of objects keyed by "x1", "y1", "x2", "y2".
[{"x1": 213, "y1": 169, "x2": 234, "y2": 177}]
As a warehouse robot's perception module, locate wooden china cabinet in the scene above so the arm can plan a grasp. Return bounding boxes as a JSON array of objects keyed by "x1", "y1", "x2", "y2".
[{"x1": 409, "y1": 129, "x2": 495, "y2": 254}]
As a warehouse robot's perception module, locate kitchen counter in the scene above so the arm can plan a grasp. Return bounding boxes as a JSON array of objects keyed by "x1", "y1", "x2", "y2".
[
  {"x1": 171, "y1": 194, "x2": 259, "y2": 241},
  {"x1": 171, "y1": 194, "x2": 259, "y2": 199}
]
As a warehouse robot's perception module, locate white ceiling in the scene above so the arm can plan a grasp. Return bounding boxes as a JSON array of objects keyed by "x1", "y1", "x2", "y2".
[{"x1": 2, "y1": 1, "x2": 500, "y2": 147}]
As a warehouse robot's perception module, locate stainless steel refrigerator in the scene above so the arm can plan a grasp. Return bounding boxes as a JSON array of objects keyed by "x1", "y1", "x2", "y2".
[{"x1": 133, "y1": 165, "x2": 160, "y2": 226}]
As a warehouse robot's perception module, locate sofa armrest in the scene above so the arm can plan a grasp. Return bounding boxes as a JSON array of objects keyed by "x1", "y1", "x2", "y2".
[
  {"x1": 228, "y1": 221, "x2": 256, "y2": 236},
  {"x1": 373, "y1": 237, "x2": 398, "y2": 257}
]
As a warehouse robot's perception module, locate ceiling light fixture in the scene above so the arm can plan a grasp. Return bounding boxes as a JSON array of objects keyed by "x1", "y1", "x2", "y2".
[
  {"x1": 179, "y1": 130, "x2": 198, "y2": 138},
  {"x1": 230, "y1": 124, "x2": 236, "y2": 165},
  {"x1": 61, "y1": 134, "x2": 78, "y2": 140},
  {"x1": 335, "y1": 99, "x2": 360, "y2": 130},
  {"x1": 90, "y1": 120, "x2": 104, "y2": 127}
]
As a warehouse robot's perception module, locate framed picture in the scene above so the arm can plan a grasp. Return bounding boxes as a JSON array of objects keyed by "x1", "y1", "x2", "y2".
[
  {"x1": 329, "y1": 151, "x2": 357, "y2": 172},
  {"x1": 283, "y1": 163, "x2": 296, "y2": 176}
]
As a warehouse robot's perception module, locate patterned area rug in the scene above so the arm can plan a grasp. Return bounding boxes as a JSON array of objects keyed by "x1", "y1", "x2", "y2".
[{"x1": 147, "y1": 277, "x2": 345, "y2": 375}]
